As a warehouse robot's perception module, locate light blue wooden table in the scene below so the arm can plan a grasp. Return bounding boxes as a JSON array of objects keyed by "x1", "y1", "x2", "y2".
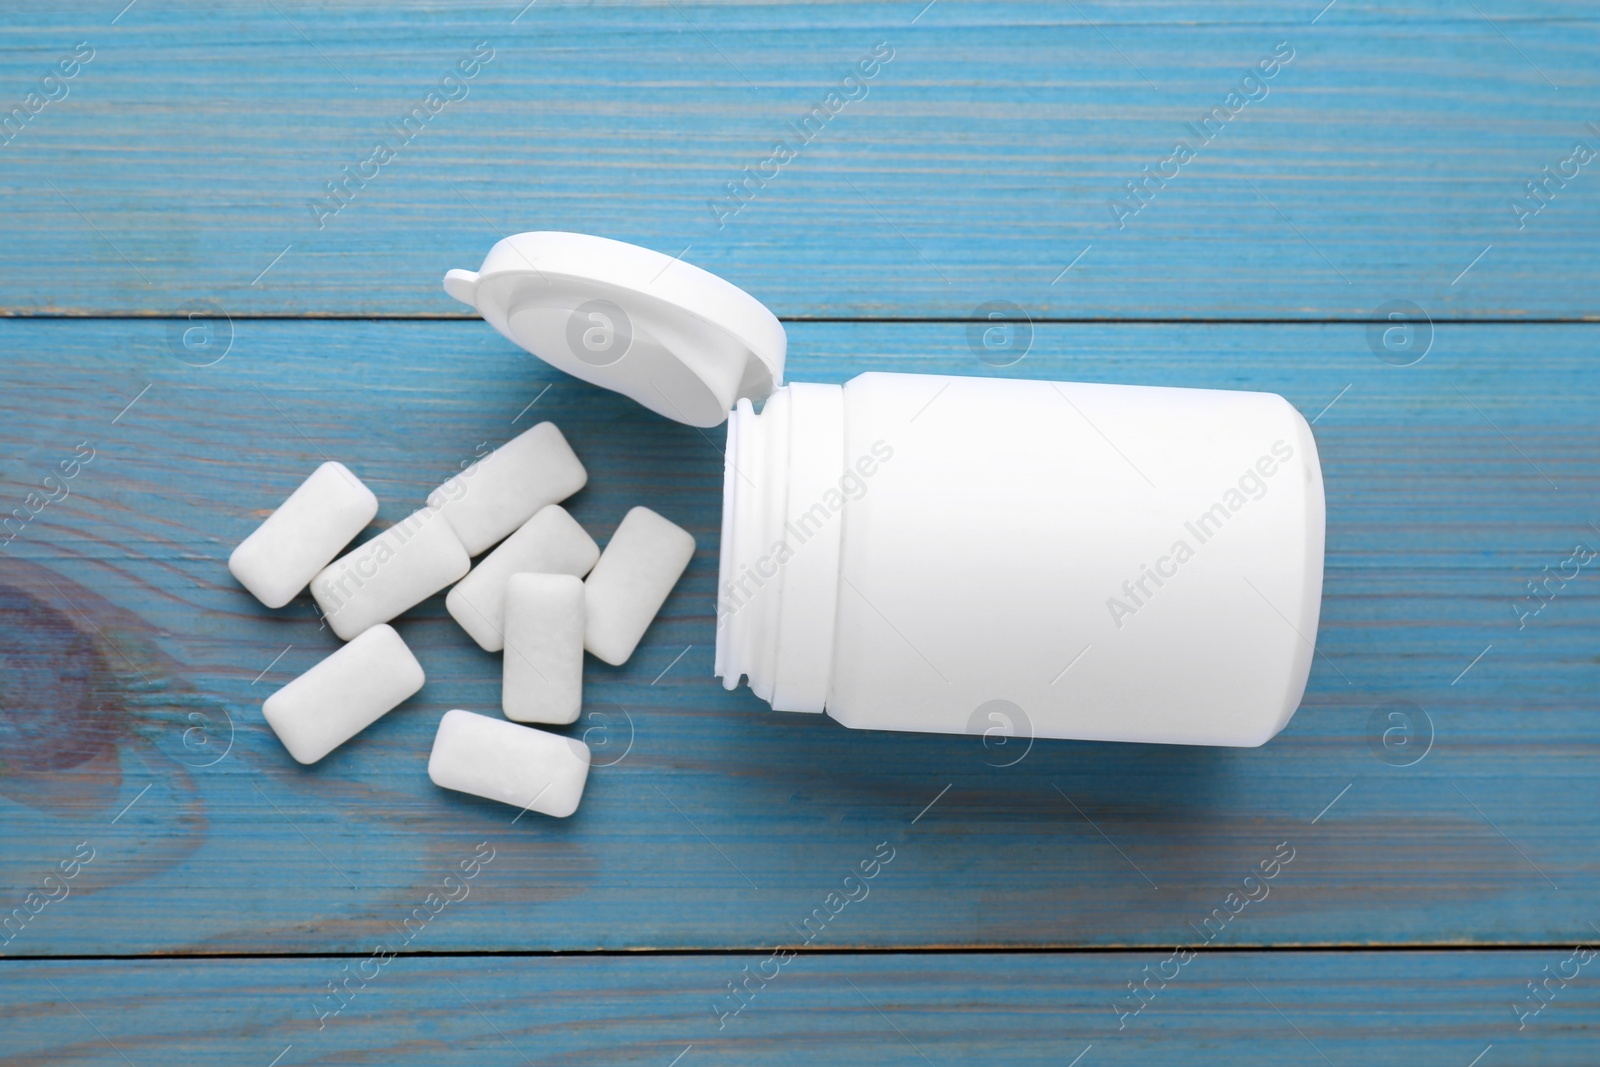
[{"x1": 3, "y1": 3, "x2": 1599, "y2": 1064}]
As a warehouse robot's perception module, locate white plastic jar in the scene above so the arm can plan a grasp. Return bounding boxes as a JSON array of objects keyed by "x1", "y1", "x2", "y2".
[{"x1": 446, "y1": 233, "x2": 1325, "y2": 748}]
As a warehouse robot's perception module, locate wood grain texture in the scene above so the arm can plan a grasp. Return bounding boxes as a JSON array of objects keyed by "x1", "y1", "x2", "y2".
[
  {"x1": 0, "y1": 2, "x2": 1597, "y2": 317},
  {"x1": 4, "y1": 5, "x2": 1599, "y2": 1051},
  {"x1": 2, "y1": 319, "x2": 1596, "y2": 956},
  {"x1": 0, "y1": 951, "x2": 1588, "y2": 1066}
]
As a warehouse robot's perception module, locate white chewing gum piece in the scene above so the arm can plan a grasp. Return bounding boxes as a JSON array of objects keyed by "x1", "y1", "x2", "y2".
[
  {"x1": 583, "y1": 506, "x2": 696, "y2": 666},
  {"x1": 427, "y1": 422, "x2": 588, "y2": 556},
  {"x1": 446, "y1": 505, "x2": 600, "y2": 652},
  {"x1": 502, "y1": 573, "x2": 585, "y2": 725},
  {"x1": 262, "y1": 623, "x2": 425, "y2": 764},
  {"x1": 311, "y1": 507, "x2": 471, "y2": 641},
  {"x1": 228, "y1": 462, "x2": 378, "y2": 609},
  {"x1": 427, "y1": 709, "x2": 591, "y2": 818}
]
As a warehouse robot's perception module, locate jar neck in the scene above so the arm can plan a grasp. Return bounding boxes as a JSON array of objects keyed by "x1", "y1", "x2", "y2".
[{"x1": 714, "y1": 383, "x2": 846, "y2": 712}]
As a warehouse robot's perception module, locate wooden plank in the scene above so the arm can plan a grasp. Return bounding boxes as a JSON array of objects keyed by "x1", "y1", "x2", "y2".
[
  {"x1": 1, "y1": 2, "x2": 1598, "y2": 318},
  {"x1": 1, "y1": 318, "x2": 1598, "y2": 957},
  {"x1": 0, "y1": 951, "x2": 1585, "y2": 1065}
]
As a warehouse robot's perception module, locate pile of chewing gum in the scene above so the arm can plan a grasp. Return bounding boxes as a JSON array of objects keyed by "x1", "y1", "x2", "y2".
[{"x1": 228, "y1": 422, "x2": 694, "y2": 819}]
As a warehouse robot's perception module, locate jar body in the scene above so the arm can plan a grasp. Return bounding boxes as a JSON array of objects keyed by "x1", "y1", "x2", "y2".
[{"x1": 716, "y1": 371, "x2": 1325, "y2": 748}]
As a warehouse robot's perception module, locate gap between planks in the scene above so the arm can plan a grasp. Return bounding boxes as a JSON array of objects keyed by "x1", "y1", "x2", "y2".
[
  {"x1": 2, "y1": 943, "x2": 1589, "y2": 964},
  {"x1": 4, "y1": 315, "x2": 1600, "y2": 325}
]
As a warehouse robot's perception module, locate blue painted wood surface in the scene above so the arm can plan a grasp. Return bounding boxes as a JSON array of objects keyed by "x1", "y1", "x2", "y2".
[
  {"x1": 0, "y1": 952, "x2": 1589, "y2": 1066},
  {"x1": 3, "y1": 2, "x2": 1599, "y2": 1062},
  {"x1": 0, "y1": 2, "x2": 1597, "y2": 317},
  {"x1": 2, "y1": 319, "x2": 1596, "y2": 960}
]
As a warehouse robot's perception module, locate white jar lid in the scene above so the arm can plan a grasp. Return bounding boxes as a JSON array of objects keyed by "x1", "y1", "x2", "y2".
[{"x1": 444, "y1": 232, "x2": 786, "y2": 427}]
